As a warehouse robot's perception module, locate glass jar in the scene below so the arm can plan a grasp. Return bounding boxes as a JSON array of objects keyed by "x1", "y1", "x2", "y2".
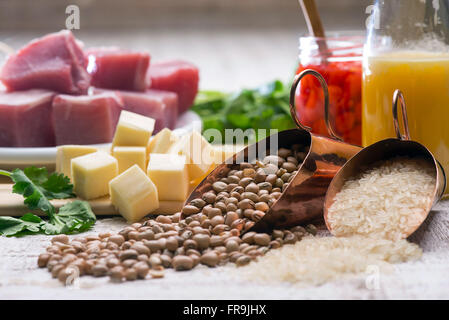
[
  {"x1": 295, "y1": 35, "x2": 364, "y2": 146},
  {"x1": 363, "y1": 0, "x2": 449, "y2": 192}
]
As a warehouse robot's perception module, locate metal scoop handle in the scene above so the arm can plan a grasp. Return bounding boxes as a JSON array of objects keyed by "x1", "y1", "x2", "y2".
[
  {"x1": 392, "y1": 89, "x2": 411, "y2": 141},
  {"x1": 289, "y1": 69, "x2": 342, "y2": 141}
]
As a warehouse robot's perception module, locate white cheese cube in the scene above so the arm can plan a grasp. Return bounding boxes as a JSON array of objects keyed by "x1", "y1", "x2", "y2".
[
  {"x1": 71, "y1": 152, "x2": 118, "y2": 200},
  {"x1": 109, "y1": 165, "x2": 159, "y2": 223},
  {"x1": 112, "y1": 146, "x2": 146, "y2": 174},
  {"x1": 148, "y1": 128, "x2": 179, "y2": 154},
  {"x1": 147, "y1": 153, "x2": 189, "y2": 201},
  {"x1": 112, "y1": 110, "x2": 155, "y2": 148},
  {"x1": 56, "y1": 145, "x2": 98, "y2": 179},
  {"x1": 168, "y1": 135, "x2": 188, "y2": 155},
  {"x1": 170, "y1": 130, "x2": 215, "y2": 181}
]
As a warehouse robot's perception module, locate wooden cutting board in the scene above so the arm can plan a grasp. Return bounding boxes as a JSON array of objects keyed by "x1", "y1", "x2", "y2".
[{"x1": 0, "y1": 184, "x2": 183, "y2": 217}]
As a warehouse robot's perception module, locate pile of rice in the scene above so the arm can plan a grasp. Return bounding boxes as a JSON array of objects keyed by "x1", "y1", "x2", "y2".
[
  {"x1": 241, "y1": 236, "x2": 422, "y2": 286},
  {"x1": 327, "y1": 157, "x2": 435, "y2": 241},
  {"x1": 240, "y1": 157, "x2": 432, "y2": 285}
]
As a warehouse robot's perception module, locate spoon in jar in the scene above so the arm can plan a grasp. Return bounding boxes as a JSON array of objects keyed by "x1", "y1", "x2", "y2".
[{"x1": 298, "y1": 0, "x2": 329, "y2": 57}]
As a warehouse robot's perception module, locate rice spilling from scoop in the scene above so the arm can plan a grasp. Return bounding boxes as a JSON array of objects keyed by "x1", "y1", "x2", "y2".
[
  {"x1": 240, "y1": 236, "x2": 422, "y2": 285},
  {"x1": 239, "y1": 157, "x2": 432, "y2": 286},
  {"x1": 327, "y1": 157, "x2": 436, "y2": 241}
]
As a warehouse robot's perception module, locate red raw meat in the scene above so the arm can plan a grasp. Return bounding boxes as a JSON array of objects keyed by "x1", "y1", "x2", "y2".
[
  {"x1": 0, "y1": 30, "x2": 90, "y2": 94},
  {"x1": 86, "y1": 47, "x2": 150, "y2": 91},
  {"x1": 148, "y1": 60, "x2": 199, "y2": 114},
  {"x1": 94, "y1": 88, "x2": 178, "y2": 133},
  {"x1": 0, "y1": 89, "x2": 56, "y2": 147},
  {"x1": 52, "y1": 92, "x2": 124, "y2": 145}
]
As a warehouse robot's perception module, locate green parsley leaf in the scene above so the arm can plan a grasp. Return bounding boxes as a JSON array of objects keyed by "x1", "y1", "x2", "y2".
[
  {"x1": 0, "y1": 168, "x2": 95, "y2": 237},
  {"x1": 51, "y1": 200, "x2": 96, "y2": 234},
  {"x1": 0, "y1": 214, "x2": 44, "y2": 237},
  {"x1": 10, "y1": 168, "x2": 56, "y2": 215},
  {"x1": 18, "y1": 167, "x2": 75, "y2": 199}
]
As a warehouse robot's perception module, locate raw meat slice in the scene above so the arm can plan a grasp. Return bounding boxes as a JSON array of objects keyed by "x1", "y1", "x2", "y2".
[
  {"x1": 0, "y1": 30, "x2": 90, "y2": 94},
  {"x1": 148, "y1": 60, "x2": 199, "y2": 114},
  {"x1": 94, "y1": 88, "x2": 178, "y2": 133},
  {"x1": 86, "y1": 47, "x2": 150, "y2": 91},
  {"x1": 0, "y1": 89, "x2": 56, "y2": 147},
  {"x1": 52, "y1": 92, "x2": 124, "y2": 145}
]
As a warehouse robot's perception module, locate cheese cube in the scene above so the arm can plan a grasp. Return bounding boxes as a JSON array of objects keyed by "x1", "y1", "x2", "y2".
[
  {"x1": 212, "y1": 144, "x2": 246, "y2": 164},
  {"x1": 147, "y1": 153, "x2": 189, "y2": 201},
  {"x1": 71, "y1": 152, "x2": 118, "y2": 200},
  {"x1": 174, "y1": 131, "x2": 215, "y2": 181},
  {"x1": 168, "y1": 135, "x2": 188, "y2": 155},
  {"x1": 148, "y1": 128, "x2": 179, "y2": 154},
  {"x1": 112, "y1": 110, "x2": 155, "y2": 148},
  {"x1": 112, "y1": 146, "x2": 146, "y2": 174},
  {"x1": 109, "y1": 165, "x2": 159, "y2": 223},
  {"x1": 56, "y1": 145, "x2": 98, "y2": 179}
]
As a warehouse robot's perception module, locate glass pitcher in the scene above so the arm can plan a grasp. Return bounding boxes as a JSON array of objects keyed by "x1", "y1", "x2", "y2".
[{"x1": 363, "y1": 0, "x2": 449, "y2": 193}]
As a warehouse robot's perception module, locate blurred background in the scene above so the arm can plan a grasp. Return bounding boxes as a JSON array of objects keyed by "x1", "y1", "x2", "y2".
[{"x1": 0, "y1": 0, "x2": 372, "y2": 90}]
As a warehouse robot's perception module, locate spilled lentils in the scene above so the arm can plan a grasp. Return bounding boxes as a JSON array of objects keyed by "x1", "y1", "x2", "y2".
[{"x1": 38, "y1": 144, "x2": 316, "y2": 284}]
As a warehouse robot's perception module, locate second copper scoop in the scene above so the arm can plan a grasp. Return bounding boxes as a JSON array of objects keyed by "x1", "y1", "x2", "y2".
[
  {"x1": 184, "y1": 70, "x2": 361, "y2": 233},
  {"x1": 323, "y1": 90, "x2": 446, "y2": 239}
]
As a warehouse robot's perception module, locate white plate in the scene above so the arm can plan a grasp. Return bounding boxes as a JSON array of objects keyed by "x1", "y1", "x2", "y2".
[{"x1": 0, "y1": 111, "x2": 202, "y2": 165}]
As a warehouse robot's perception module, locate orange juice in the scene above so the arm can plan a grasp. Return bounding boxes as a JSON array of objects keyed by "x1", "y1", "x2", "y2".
[{"x1": 362, "y1": 51, "x2": 449, "y2": 192}]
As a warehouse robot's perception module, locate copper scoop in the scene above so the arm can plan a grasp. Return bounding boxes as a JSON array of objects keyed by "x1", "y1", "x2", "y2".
[
  {"x1": 323, "y1": 90, "x2": 446, "y2": 238},
  {"x1": 184, "y1": 69, "x2": 361, "y2": 233}
]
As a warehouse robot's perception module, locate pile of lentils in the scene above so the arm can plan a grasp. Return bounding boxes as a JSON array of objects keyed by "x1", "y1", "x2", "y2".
[{"x1": 38, "y1": 144, "x2": 318, "y2": 284}]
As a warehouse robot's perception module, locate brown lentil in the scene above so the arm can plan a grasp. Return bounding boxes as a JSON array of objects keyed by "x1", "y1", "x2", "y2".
[
  {"x1": 242, "y1": 232, "x2": 256, "y2": 244},
  {"x1": 38, "y1": 253, "x2": 50, "y2": 268},
  {"x1": 253, "y1": 233, "x2": 271, "y2": 246},
  {"x1": 200, "y1": 252, "x2": 219, "y2": 267},
  {"x1": 236, "y1": 255, "x2": 252, "y2": 267},
  {"x1": 305, "y1": 224, "x2": 318, "y2": 236},
  {"x1": 51, "y1": 235, "x2": 69, "y2": 244},
  {"x1": 182, "y1": 205, "x2": 200, "y2": 216},
  {"x1": 172, "y1": 255, "x2": 194, "y2": 271},
  {"x1": 109, "y1": 266, "x2": 124, "y2": 282},
  {"x1": 92, "y1": 264, "x2": 108, "y2": 277},
  {"x1": 226, "y1": 240, "x2": 239, "y2": 253},
  {"x1": 125, "y1": 268, "x2": 138, "y2": 281}
]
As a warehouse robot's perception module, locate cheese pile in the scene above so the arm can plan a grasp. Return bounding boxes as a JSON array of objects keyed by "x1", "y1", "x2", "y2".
[{"x1": 55, "y1": 110, "x2": 245, "y2": 222}]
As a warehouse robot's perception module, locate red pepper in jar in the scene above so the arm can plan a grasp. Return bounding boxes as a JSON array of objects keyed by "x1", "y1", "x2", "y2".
[{"x1": 295, "y1": 57, "x2": 362, "y2": 146}]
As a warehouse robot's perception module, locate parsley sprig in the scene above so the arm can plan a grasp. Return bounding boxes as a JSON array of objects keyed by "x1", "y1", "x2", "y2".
[
  {"x1": 0, "y1": 167, "x2": 96, "y2": 237},
  {"x1": 191, "y1": 80, "x2": 296, "y2": 143}
]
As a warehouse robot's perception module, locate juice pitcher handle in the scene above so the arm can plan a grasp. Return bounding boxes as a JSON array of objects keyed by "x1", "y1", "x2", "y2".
[
  {"x1": 392, "y1": 89, "x2": 411, "y2": 141},
  {"x1": 289, "y1": 69, "x2": 342, "y2": 141}
]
